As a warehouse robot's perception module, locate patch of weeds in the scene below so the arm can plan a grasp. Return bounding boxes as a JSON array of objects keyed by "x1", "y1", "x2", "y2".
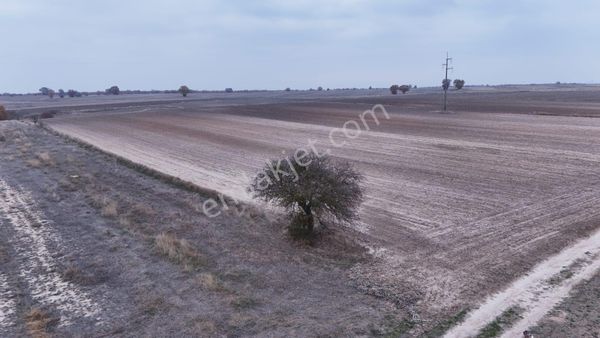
[
  {"x1": 476, "y1": 306, "x2": 523, "y2": 338},
  {"x1": 421, "y1": 308, "x2": 470, "y2": 337},
  {"x1": 375, "y1": 314, "x2": 416, "y2": 337},
  {"x1": 547, "y1": 260, "x2": 586, "y2": 286},
  {"x1": 61, "y1": 264, "x2": 108, "y2": 286},
  {"x1": 154, "y1": 232, "x2": 205, "y2": 270},
  {"x1": 26, "y1": 158, "x2": 42, "y2": 168},
  {"x1": 197, "y1": 273, "x2": 228, "y2": 292},
  {"x1": 101, "y1": 200, "x2": 118, "y2": 218},
  {"x1": 25, "y1": 308, "x2": 58, "y2": 338},
  {"x1": 385, "y1": 320, "x2": 415, "y2": 337},
  {"x1": 231, "y1": 296, "x2": 259, "y2": 310},
  {"x1": 139, "y1": 296, "x2": 169, "y2": 317},
  {"x1": 227, "y1": 313, "x2": 258, "y2": 332}
]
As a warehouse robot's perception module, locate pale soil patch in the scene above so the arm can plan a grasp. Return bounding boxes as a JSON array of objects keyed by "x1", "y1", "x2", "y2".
[
  {"x1": 445, "y1": 227, "x2": 600, "y2": 337},
  {"x1": 0, "y1": 272, "x2": 16, "y2": 331},
  {"x1": 0, "y1": 178, "x2": 103, "y2": 327}
]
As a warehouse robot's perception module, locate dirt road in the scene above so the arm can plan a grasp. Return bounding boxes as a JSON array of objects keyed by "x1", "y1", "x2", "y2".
[{"x1": 445, "y1": 227, "x2": 600, "y2": 337}]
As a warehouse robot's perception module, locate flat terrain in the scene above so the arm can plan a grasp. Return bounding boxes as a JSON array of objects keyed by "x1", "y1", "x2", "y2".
[
  {"x1": 0, "y1": 121, "x2": 404, "y2": 337},
  {"x1": 2, "y1": 85, "x2": 600, "y2": 336}
]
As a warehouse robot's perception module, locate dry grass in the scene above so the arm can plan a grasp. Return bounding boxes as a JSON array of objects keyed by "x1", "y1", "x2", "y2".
[
  {"x1": 25, "y1": 152, "x2": 55, "y2": 168},
  {"x1": 25, "y1": 308, "x2": 57, "y2": 338},
  {"x1": 89, "y1": 195, "x2": 119, "y2": 218},
  {"x1": 197, "y1": 273, "x2": 227, "y2": 292},
  {"x1": 26, "y1": 158, "x2": 42, "y2": 167},
  {"x1": 154, "y1": 232, "x2": 204, "y2": 270},
  {"x1": 139, "y1": 295, "x2": 169, "y2": 317},
  {"x1": 101, "y1": 200, "x2": 118, "y2": 218},
  {"x1": 37, "y1": 152, "x2": 53, "y2": 165}
]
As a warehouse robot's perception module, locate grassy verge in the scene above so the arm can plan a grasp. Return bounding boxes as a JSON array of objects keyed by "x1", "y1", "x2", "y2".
[{"x1": 475, "y1": 306, "x2": 524, "y2": 338}]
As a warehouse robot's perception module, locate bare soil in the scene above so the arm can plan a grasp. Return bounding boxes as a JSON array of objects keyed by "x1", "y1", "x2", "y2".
[{"x1": 3, "y1": 85, "x2": 600, "y2": 336}]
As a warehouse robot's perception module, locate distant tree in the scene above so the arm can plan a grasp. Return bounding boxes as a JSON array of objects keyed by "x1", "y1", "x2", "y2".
[
  {"x1": 39, "y1": 87, "x2": 50, "y2": 96},
  {"x1": 399, "y1": 85, "x2": 411, "y2": 94},
  {"x1": 67, "y1": 89, "x2": 79, "y2": 98},
  {"x1": 390, "y1": 84, "x2": 399, "y2": 95},
  {"x1": 0, "y1": 105, "x2": 7, "y2": 121},
  {"x1": 178, "y1": 85, "x2": 190, "y2": 97},
  {"x1": 442, "y1": 79, "x2": 451, "y2": 91},
  {"x1": 453, "y1": 79, "x2": 465, "y2": 90},
  {"x1": 413, "y1": 85, "x2": 417, "y2": 89},
  {"x1": 225, "y1": 88, "x2": 233, "y2": 93},
  {"x1": 250, "y1": 153, "x2": 364, "y2": 238},
  {"x1": 58, "y1": 89, "x2": 65, "y2": 98},
  {"x1": 317, "y1": 86, "x2": 323, "y2": 91},
  {"x1": 106, "y1": 86, "x2": 120, "y2": 95},
  {"x1": 285, "y1": 87, "x2": 291, "y2": 92},
  {"x1": 48, "y1": 89, "x2": 55, "y2": 98}
]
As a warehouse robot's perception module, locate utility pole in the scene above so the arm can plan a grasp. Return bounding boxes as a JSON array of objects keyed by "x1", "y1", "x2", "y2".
[{"x1": 442, "y1": 52, "x2": 453, "y2": 111}]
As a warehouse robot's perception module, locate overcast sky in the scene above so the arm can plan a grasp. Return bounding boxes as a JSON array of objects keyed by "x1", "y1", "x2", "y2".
[{"x1": 1, "y1": 0, "x2": 598, "y2": 93}]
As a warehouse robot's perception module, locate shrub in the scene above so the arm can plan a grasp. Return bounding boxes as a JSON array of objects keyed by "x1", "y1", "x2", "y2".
[
  {"x1": 0, "y1": 106, "x2": 7, "y2": 121},
  {"x1": 250, "y1": 153, "x2": 364, "y2": 237},
  {"x1": 390, "y1": 84, "x2": 399, "y2": 95},
  {"x1": 399, "y1": 85, "x2": 410, "y2": 94},
  {"x1": 317, "y1": 86, "x2": 323, "y2": 91},
  {"x1": 285, "y1": 87, "x2": 291, "y2": 91},
  {"x1": 178, "y1": 85, "x2": 190, "y2": 97},
  {"x1": 453, "y1": 79, "x2": 465, "y2": 90},
  {"x1": 225, "y1": 88, "x2": 233, "y2": 93},
  {"x1": 40, "y1": 111, "x2": 57, "y2": 119}
]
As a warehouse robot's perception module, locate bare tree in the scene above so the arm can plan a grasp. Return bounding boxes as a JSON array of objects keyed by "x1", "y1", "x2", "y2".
[
  {"x1": 453, "y1": 79, "x2": 465, "y2": 90},
  {"x1": 250, "y1": 153, "x2": 364, "y2": 237},
  {"x1": 178, "y1": 85, "x2": 190, "y2": 97}
]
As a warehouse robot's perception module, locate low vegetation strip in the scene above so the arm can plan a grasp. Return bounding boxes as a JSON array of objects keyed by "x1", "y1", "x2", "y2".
[
  {"x1": 0, "y1": 178, "x2": 103, "y2": 327},
  {"x1": 444, "y1": 227, "x2": 600, "y2": 337}
]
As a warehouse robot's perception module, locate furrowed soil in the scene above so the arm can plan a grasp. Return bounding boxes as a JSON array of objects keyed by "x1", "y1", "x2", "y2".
[{"x1": 3, "y1": 85, "x2": 600, "y2": 336}]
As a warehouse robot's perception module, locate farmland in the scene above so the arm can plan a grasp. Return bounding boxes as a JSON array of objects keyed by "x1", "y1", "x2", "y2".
[{"x1": 2, "y1": 86, "x2": 600, "y2": 336}]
